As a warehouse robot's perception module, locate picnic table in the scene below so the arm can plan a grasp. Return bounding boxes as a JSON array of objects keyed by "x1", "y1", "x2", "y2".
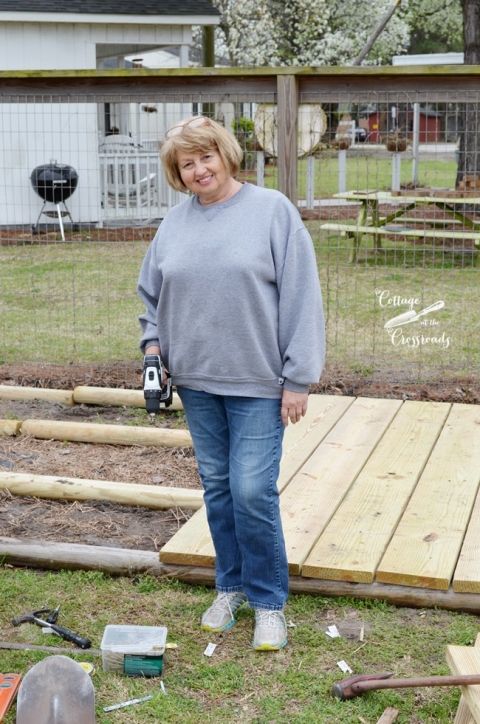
[{"x1": 321, "y1": 190, "x2": 480, "y2": 262}]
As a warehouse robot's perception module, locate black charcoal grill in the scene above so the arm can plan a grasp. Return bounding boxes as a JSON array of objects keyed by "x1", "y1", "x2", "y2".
[{"x1": 30, "y1": 162, "x2": 78, "y2": 240}]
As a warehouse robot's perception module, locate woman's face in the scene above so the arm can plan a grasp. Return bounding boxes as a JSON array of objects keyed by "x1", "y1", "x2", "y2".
[{"x1": 176, "y1": 148, "x2": 232, "y2": 204}]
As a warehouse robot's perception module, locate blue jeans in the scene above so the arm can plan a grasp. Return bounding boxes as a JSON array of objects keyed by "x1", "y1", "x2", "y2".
[{"x1": 177, "y1": 387, "x2": 289, "y2": 610}]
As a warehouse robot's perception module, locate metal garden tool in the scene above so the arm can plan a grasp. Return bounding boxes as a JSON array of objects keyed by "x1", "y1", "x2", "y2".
[
  {"x1": 12, "y1": 607, "x2": 91, "y2": 649},
  {"x1": 332, "y1": 671, "x2": 480, "y2": 700},
  {"x1": 16, "y1": 655, "x2": 95, "y2": 724}
]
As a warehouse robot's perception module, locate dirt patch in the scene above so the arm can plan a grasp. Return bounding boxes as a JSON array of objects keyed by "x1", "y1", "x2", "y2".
[
  {"x1": 1, "y1": 362, "x2": 479, "y2": 404},
  {"x1": 0, "y1": 392, "x2": 200, "y2": 553},
  {"x1": 0, "y1": 362, "x2": 478, "y2": 557}
]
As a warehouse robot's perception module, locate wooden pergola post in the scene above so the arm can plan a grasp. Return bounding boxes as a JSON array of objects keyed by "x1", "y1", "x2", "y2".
[{"x1": 277, "y1": 74, "x2": 298, "y2": 204}]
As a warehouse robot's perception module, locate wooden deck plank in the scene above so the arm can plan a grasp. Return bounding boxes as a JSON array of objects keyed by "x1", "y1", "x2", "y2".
[
  {"x1": 377, "y1": 404, "x2": 480, "y2": 590},
  {"x1": 447, "y1": 645, "x2": 480, "y2": 724},
  {"x1": 159, "y1": 394, "x2": 354, "y2": 566},
  {"x1": 453, "y1": 424, "x2": 480, "y2": 593},
  {"x1": 281, "y1": 397, "x2": 402, "y2": 575},
  {"x1": 302, "y1": 401, "x2": 450, "y2": 582}
]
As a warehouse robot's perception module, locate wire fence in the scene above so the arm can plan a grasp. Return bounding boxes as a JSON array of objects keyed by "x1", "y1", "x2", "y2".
[{"x1": 0, "y1": 69, "x2": 479, "y2": 388}]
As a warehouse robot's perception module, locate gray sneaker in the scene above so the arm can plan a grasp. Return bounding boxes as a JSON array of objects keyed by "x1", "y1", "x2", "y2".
[
  {"x1": 253, "y1": 609, "x2": 288, "y2": 651},
  {"x1": 201, "y1": 592, "x2": 247, "y2": 632}
]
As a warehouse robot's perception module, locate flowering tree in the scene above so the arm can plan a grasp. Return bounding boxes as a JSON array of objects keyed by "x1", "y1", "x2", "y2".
[{"x1": 203, "y1": 0, "x2": 410, "y2": 66}]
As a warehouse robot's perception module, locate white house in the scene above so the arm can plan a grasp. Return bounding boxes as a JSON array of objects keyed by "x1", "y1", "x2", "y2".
[{"x1": 0, "y1": 1, "x2": 220, "y2": 226}]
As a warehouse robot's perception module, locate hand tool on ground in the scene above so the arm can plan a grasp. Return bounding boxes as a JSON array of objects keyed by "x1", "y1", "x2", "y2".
[
  {"x1": 0, "y1": 641, "x2": 101, "y2": 656},
  {"x1": 16, "y1": 655, "x2": 95, "y2": 724},
  {"x1": 143, "y1": 354, "x2": 172, "y2": 415},
  {"x1": 332, "y1": 670, "x2": 480, "y2": 700},
  {"x1": 12, "y1": 607, "x2": 91, "y2": 649}
]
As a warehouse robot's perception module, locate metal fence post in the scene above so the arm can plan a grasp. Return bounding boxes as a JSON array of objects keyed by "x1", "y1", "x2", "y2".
[{"x1": 277, "y1": 74, "x2": 298, "y2": 204}]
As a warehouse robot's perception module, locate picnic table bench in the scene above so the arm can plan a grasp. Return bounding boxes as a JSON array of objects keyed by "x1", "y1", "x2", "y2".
[{"x1": 321, "y1": 190, "x2": 480, "y2": 262}]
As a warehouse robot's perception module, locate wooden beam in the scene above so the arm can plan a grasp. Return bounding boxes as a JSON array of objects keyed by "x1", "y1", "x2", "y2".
[
  {"x1": 447, "y1": 645, "x2": 480, "y2": 723},
  {"x1": 277, "y1": 74, "x2": 298, "y2": 203},
  {"x1": 20, "y1": 418, "x2": 191, "y2": 448},
  {"x1": 0, "y1": 384, "x2": 74, "y2": 406},
  {"x1": 72, "y1": 385, "x2": 182, "y2": 411},
  {"x1": 0, "y1": 420, "x2": 21, "y2": 436},
  {"x1": 3, "y1": 537, "x2": 480, "y2": 613},
  {"x1": 0, "y1": 472, "x2": 203, "y2": 510},
  {"x1": 453, "y1": 634, "x2": 480, "y2": 724}
]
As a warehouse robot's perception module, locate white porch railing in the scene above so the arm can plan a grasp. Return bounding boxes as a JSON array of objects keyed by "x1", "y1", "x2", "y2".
[{"x1": 98, "y1": 149, "x2": 185, "y2": 222}]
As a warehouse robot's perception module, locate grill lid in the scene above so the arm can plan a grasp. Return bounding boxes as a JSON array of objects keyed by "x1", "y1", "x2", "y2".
[{"x1": 31, "y1": 162, "x2": 78, "y2": 203}]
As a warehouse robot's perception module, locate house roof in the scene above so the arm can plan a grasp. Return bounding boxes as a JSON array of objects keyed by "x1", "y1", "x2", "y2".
[{"x1": 0, "y1": 1, "x2": 219, "y2": 16}]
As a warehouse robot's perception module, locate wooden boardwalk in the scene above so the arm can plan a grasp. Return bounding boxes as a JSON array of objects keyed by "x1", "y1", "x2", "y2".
[{"x1": 160, "y1": 395, "x2": 480, "y2": 599}]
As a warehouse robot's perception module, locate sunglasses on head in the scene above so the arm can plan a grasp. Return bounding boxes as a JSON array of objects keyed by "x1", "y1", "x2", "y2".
[{"x1": 165, "y1": 116, "x2": 211, "y2": 139}]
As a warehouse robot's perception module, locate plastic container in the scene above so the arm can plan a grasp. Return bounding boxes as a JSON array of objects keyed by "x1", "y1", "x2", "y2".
[{"x1": 100, "y1": 625, "x2": 168, "y2": 674}]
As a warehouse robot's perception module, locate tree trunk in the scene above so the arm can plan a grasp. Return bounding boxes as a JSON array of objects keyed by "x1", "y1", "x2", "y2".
[{"x1": 456, "y1": 0, "x2": 480, "y2": 188}]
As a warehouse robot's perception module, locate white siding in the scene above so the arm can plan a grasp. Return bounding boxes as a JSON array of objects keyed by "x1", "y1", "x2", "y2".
[
  {"x1": 0, "y1": 20, "x2": 194, "y2": 224},
  {"x1": 0, "y1": 22, "x2": 191, "y2": 69},
  {"x1": 0, "y1": 102, "x2": 100, "y2": 225}
]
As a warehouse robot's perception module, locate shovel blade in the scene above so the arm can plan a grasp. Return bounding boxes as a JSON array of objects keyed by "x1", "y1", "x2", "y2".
[{"x1": 16, "y1": 655, "x2": 95, "y2": 724}]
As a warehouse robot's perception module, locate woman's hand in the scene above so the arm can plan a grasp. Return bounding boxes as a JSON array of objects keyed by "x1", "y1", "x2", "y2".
[
  {"x1": 144, "y1": 346, "x2": 168, "y2": 383},
  {"x1": 281, "y1": 390, "x2": 308, "y2": 426}
]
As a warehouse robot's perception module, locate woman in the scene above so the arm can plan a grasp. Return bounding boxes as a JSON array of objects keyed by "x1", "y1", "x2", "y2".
[{"x1": 138, "y1": 116, "x2": 325, "y2": 651}]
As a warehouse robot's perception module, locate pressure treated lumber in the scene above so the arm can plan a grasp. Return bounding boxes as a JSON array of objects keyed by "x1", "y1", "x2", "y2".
[
  {"x1": 447, "y1": 645, "x2": 480, "y2": 723},
  {"x1": 20, "y1": 418, "x2": 191, "y2": 448},
  {"x1": 281, "y1": 396, "x2": 402, "y2": 574},
  {"x1": 73, "y1": 385, "x2": 182, "y2": 411},
  {"x1": 0, "y1": 419, "x2": 21, "y2": 436},
  {"x1": 0, "y1": 472, "x2": 203, "y2": 510},
  {"x1": 377, "y1": 404, "x2": 480, "y2": 590},
  {"x1": 376, "y1": 709, "x2": 399, "y2": 724},
  {"x1": 302, "y1": 400, "x2": 450, "y2": 582},
  {"x1": 453, "y1": 482, "x2": 480, "y2": 593},
  {"x1": 0, "y1": 384, "x2": 74, "y2": 406},
  {"x1": 4, "y1": 537, "x2": 480, "y2": 613},
  {"x1": 453, "y1": 634, "x2": 480, "y2": 724},
  {"x1": 160, "y1": 394, "x2": 355, "y2": 566}
]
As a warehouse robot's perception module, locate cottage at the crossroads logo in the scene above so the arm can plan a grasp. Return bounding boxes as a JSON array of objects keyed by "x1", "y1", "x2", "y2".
[{"x1": 375, "y1": 289, "x2": 450, "y2": 350}]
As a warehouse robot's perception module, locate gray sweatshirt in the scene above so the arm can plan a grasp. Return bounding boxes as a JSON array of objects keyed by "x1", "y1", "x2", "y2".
[{"x1": 138, "y1": 182, "x2": 325, "y2": 398}]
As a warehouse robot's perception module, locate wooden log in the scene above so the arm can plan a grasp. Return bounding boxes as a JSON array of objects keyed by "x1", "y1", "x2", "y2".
[
  {"x1": 73, "y1": 385, "x2": 182, "y2": 411},
  {"x1": 3, "y1": 537, "x2": 480, "y2": 613},
  {"x1": 0, "y1": 472, "x2": 203, "y2": 510},
  {"x1": 0, "y1": 419, "x2": 21, "y2": 436},
  {"x1": 0, "y1": 384, "x2": 74, "y2": 406},
  {"x1": 20, "y1": 418, "x2": 191, "y2": 448}
]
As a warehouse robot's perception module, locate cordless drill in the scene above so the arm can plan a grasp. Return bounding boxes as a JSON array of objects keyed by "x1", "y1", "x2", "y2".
[{"x1": 143, "y1": 354, "x2": 172, "y2": 416}]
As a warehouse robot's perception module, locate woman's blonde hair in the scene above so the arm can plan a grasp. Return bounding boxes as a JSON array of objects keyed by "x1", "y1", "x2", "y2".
[{"x1": 160, "y1": 117, "x2": 243, "y2": 193}]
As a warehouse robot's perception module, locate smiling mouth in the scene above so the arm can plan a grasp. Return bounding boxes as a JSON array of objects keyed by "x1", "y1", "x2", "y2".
[{"x1": 196, "y1": 175, "x2": 213, "y2": 185}]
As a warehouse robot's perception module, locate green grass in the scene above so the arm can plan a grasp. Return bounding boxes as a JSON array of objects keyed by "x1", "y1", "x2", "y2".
[
  {"x1": 0, "y1": 152, "x2": 478, "y2": 385},
  {"x1": 258, "y1": 154, "x2": 458, "y2": 198},
  {"x1": 1, "y1": 567, "x2": 476, "y2": 722},
  {"x1": 313, "y1": 225, "x2": 480, "y2": 380}
]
